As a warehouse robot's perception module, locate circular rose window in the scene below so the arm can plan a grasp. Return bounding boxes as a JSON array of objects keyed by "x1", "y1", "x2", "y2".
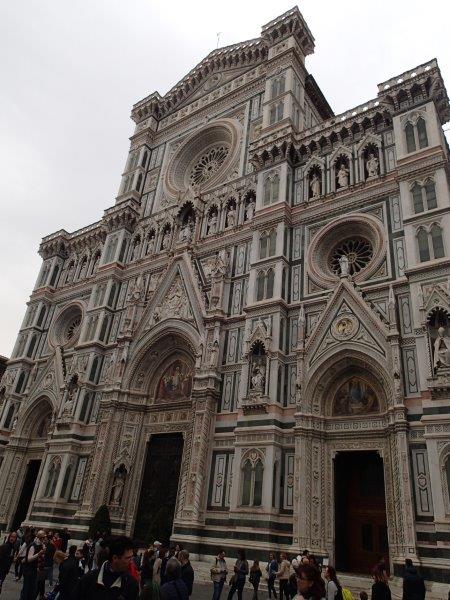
[
  {"x1": 49, "y1": 304, "x2": 83, "y2": 348},
  {"x1": 329, "y1": 237, "x2": 373, "y2": 276},
  {"x1": 307, "y1": 213, "x2": 386, "y2": 288},
  {"x1": 165, "y1": 118, "x2": 242, "y2": 197}
]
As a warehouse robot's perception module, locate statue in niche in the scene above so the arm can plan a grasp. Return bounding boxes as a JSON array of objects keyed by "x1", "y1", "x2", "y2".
[
  {"x1": 161, "y1": 229, "x2": 171, "y2": 250},
  {"x1": 131, "y1": 239, "x2": 141, "y2": 261},
  {"x1": 366, "y1": 152, "x2": 379, "y2": 178},
  {"x1": 338, "y1": 255, "x2": 349, "y2": 277},
  {"x1": 245, "y1": 198, "x2": 255, "y2": 221},
  {"x1": 110, "y1": 465, "x2": 127, "y2": 505},
  {"x1": 146, "y1": 235, "x2": 155, "y2": 255},
  {"x1": 310, "y1": 172, "x2": 321, "y2": 198},
  {"x1": 209, "y1": 339, "x2": 219, "y2": 367},
  {"x1": 179, "y1": 217, "x2": 194, "y2": 242},
  {"x1": 337, "y1": 163, "x2": 349, "y2": 188},
  {"x1": 208, "y1": 212, "x2": 218, "y2": 235},
  {"x1": 251, "y1": 363, "x2": 265, "y2": 392},
  {"x1": 333, "y1": 377, "x2": 379, "y2": 416},
  {"x1": 212, "y1": 249, "x2": 228, "y2": 278},
  {"x1": 226, "y1": 205, "x2": 236, "y2": 228},
  {"x1": 433, "y1": 327, "x2": 450, "y2": 370}
]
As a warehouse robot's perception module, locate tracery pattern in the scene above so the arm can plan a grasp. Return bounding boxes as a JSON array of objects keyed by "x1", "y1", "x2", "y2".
[
  {"x1": 330, "y1": 238, "x2": 373, "y2": 276},
  {"x1": 189, "y1": 146, "x2": 229, "y2": 186}
]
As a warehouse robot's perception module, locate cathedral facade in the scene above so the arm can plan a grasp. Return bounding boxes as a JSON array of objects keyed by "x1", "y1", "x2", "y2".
[{"x1": 1, "y1": 6, "x2": 450, "y2": 586}]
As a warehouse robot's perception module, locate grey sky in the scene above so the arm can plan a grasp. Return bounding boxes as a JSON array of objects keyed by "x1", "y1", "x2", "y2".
[{"x1": 1, "y1": 0, "x2": 449, "y2": 356}]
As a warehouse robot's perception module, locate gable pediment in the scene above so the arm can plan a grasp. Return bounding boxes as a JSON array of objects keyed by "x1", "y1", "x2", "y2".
[
  {"x1": 138, "y1": 254, "x2": 206, "y2": 336},
  {"x1": 306, "y1": 279, "x2": 389, "y2": 368}
]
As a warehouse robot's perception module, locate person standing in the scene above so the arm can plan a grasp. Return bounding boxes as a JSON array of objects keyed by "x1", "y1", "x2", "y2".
[
  {"x1": 44, "y1": 533, "x2": 56, "y2": 589},
  {"x1": 266, "y1": 552, "x2": 279, "y2": 599},
  {"x1": 0, "y1": 531, "x2": 19, "y2": 591},
  {"x1": 372, "y1": 567, "x2": 392, "y2": 600},
  {"x1": 60, "y1": 528, "x2": 70, "y2": 553},
  {"x1": 160, "y1": 559, "x2": 189, "y2": 600},
  {"x1": 249, "y1": 560, "x2": 262, "y2": 600},
  {"x1": 227, "y1": 549, "x2": 249, "y2": 600},
  {"x1": 324, "y1": 566, "x2": 341, "y2": 600},
  {"x1": 179, "y1": 550, "x2": 194, "y2": 597},
  {"x1": 276, "y1": 553, "x2": 291, "y2": 600},
  {"x1": 140, "y1": 549, "x2": 155, "y2": 589},
  {"x1": 59, "y1": 545, "x2": 80, "y2": 600},
  {"x1": 402, "y1": 559, "x2": 426, "y2": 600},
  {"x1": 210, "y1": 549, "x2": 228, "y2": 600},
  {"x1": 72, "y1": 536, "x2": 138, "y2": 600},
  {"x1": 21, "y1": 530, "x2": 46, "y2": 600}
]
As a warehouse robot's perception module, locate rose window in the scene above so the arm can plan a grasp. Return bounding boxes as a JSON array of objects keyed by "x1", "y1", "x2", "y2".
[
  {"x1": 66, "y1": 316, "x2": 81, "y2": 340},
  {"x1": 330, "y1": 238, "x2": 373, "y2": 276},
  {"x1": 189, "y1": 146, "x2": 229, "y2": 186},
  {"x1": 50, "y1": 304, "x2": 83, "y2": 348}
]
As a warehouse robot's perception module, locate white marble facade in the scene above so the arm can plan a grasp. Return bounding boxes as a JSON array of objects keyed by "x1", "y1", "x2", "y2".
[{"x1": 1, "y1": 5, "x2": 450, "y2": 588}]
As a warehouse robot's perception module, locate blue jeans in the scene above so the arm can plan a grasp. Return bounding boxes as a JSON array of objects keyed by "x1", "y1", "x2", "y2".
[{"x1": 212, "y1": 579, "x2": 225, "y2": 600}]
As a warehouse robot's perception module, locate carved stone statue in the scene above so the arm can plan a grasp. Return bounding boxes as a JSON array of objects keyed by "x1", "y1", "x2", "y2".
[
  {"x1": 337, "y1": 164, "x2": 349, "y2": 188},
  {"x1": 161, "y1": 230, "x2": 171, "y2": 250},
  {"x1": 226, "y1": 206, "x2": 236, "y2": 228},
  {"x1": 366, "y1": 152, "x2": 379, "y2": 178},
  {"x1": 433, "y1": 327, "x2": 450, "y2": 369},
  {"x1": 212, "y1": 249, "x2": 228, "y2": 278},
  {"x1": 338, "y1": 254, "x2": 349, "y2": 277},
  {"x1": 110, "y1": 465, "x2": 127, "y2": 505},
  {"x1": 208, "y1": 213, "x2": 218, "y2": 235},
  {"x1": 146, "y1": 235, "x2": 155, "y2": 255},
  {"x1": 310, "y1": 173, "x2": 321, "y2": 198},
  {"x1": 251, "y1": 363, "x2": 265, "y2": 392},
  {"x1": 209, "y1": 339, "x2": 219, "y2": 367},
  {"x1": 179, "y1": 218, "x2": 194, "y2": 242},
  {"x1": 245, "y1": 199, "x2": 255, "y2": 221}
]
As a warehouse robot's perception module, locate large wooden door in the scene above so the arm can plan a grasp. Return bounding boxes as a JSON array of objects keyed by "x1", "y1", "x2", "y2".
[
  {"x1": 335, "y1": 451, "x2": 389, "y2": 574},
  {"x1": 133, "y1": 433, "x2": 184, "y2": 546}
]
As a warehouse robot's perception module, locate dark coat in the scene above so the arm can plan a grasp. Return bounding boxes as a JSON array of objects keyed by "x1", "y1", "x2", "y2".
[
  {"x1": 403, "y1": 567, "x2": 426, "y2": 600},
  {"x1": 372, "y1": 581, "x2": 392, "y2": 600},
  {"x1": 160, "y1": 578, "x2": 189, "y2": 600},
  {"x1": 180, "y1": 562, "x2": 194, "y2": 596},
  {"x1": 59, "y1": 555, "x2": 80, "y2": 600},
  {"x1": 71, "y1": 567, "x2": 139, "y2": 600}
]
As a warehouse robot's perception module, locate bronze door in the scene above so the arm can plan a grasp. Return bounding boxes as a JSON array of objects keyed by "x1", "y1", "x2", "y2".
[
  {"x1": 133, "y1": 433, "x2": 184, "y2": 545},
  {"x1": 335, "y1": 451, "x2": 389, "y2": 574}
]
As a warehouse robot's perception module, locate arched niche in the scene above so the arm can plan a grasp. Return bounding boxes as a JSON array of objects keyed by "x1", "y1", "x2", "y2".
[{"x1": 15, "y1": 396, "x2": 53, "y2": 440}]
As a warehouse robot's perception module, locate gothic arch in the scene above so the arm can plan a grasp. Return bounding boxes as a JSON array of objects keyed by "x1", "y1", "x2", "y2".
[
  {"x1": 123, "y1": 319, "x2": 200, "y2": 391},
  {"x1": 304, "y1": 349, "x2": 392, "y2": 416},
  {"x1": 14, "y1": 395, "x2": 53, "y2": 440}
]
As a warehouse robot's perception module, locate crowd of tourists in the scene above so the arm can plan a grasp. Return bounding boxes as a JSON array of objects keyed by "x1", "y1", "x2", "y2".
[{"x1": 0, "y1": 526, "x2": 428, "y2": 600}]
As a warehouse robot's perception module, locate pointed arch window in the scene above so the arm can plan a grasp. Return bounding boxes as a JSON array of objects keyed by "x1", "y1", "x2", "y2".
[
  {"x1": 256, "y1": 271, "x2": 265, "y2": 301},
  {"x1": 259, "y1": 230, "x2": 277, "y2": 259},
  {"x1": 266, "y1": 269, "x2": 275, "y2": 299},
  {"x1": 241, "y1": 458, "x2": 264, "y2": 507},
  {"x1": 417, "y1": 117, "x2": 428, "y2": 149},
  {"x1": 431, "y1": 224, "x2": 445, "y2": 259},
  {"x1": 60, "y1": 462, "x2": 74, "y2": 499},
  {"x1": 49, "y1": 265, "x2": 60, "y2": 287},
  {"x1": 425, "y1": 180, "x2": 437, "y2": 210},
  {"x1": 417, "y1": 228, "x2": 430, "y2": 262},
  {"x1": 412, "y1": 182, "x2": 424, "y2": 213},
  {"x1": 445, "y1": 456, "x2": 450, "y2": 502},
  {"x1": 44, "y1": 457, "x2": 61, "y2": 498},
  {"x1": 405, "y1": 122, "x2": 416, "y2": 153}
]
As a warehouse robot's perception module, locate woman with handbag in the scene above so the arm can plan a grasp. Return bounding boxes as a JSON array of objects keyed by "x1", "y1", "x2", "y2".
[{"x1": 226, "y1": 549, "x2": 249, "y2": 600}]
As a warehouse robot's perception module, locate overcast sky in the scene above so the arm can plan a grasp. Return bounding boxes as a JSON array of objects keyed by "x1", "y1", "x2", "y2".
[{"x1": 0, "y1": 0, "x2": 449, "y2": 357}]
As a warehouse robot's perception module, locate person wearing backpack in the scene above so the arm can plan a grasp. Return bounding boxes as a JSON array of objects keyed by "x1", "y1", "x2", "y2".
[
  {"x1": 21, "y1": 530, "x2": 46, "y2": 600},
  {"x1": 324, "y1": 566, "x2": 342, "y2": 600},
  {"x1": 210, "y1": 548, "x2": 228, "y2": 600}
]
